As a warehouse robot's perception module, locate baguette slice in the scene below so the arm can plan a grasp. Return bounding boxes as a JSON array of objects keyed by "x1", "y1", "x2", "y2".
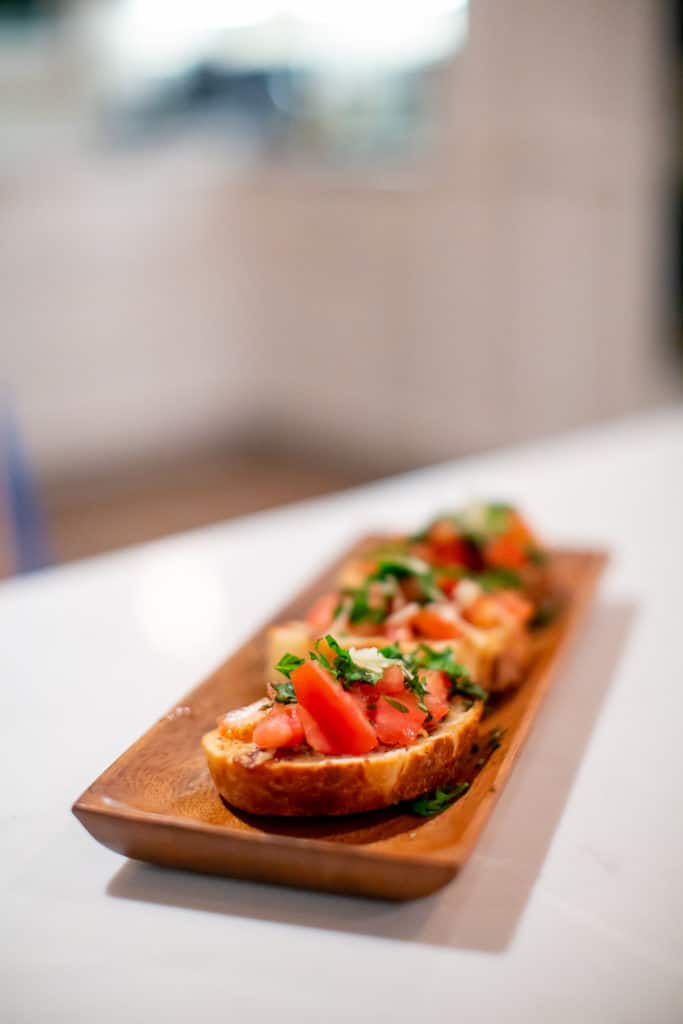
[
  {"x1": 202, "y1": 699, "x2": 482, "y2": 817},
  {"x1": 266, "y1": 620, "x2": 531, "y2": 692}
]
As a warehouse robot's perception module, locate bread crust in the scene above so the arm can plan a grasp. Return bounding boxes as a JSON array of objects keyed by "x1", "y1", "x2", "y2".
[{"x1": 202, "y1": 700, "x2": 482, "y2": 816}]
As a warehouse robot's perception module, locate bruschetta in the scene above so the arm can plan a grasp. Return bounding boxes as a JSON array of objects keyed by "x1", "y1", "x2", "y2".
[
  {"x1": 203, "y1": 637, "x2": 484, "y2": 816},
  {"x1": 266, "y1": 502, "x2": 549, "y2": 692}
]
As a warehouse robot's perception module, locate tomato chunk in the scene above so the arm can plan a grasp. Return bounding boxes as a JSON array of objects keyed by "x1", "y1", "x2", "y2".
[
  {"x1": 377, "y1": 664, "x2": 406, "y2": 693},
  {"x1": 422, "y1": 669, "x2": 450, "y2": 702},
  {"x1": 292, "y1": 661, "x2": 377, "y2": 755},
  {"x1": 431, "y1": 539, "x2": 473, "y2": 568},
  {"x1": 374, "y1": 688, "x2": 427, "y2": 746},
  {"x1": 483, "y1": 534, "x2": 527, "y2": 570},
  {"x1": 306, "y1": 592, "x2": 340, "y2": 631},
  {"x1": 435, "y1": 574, "x2": 460, "y2": 598},
  {"x1": 412, "y1": 607, "x2": 463, "y2": 640},
  {"x1": 484, "y1": 512, "x2": 538, "y2": 570},
  {"x1": 296, "y1": 704, "x2": 337, "y2": 755},
  {"x1": 253, "y1": 704, "x2": 305, "y2": 750},
  {"x1": 421, "y1": 669, "x2": 450, "y2": 723}
]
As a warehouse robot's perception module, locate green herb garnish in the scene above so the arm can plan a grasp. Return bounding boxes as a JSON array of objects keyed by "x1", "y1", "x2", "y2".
[
  {"x1": 415, "y1": 644, "x2": 488, "y2": 702},
  {"x1": 345, "y1": 586, "x2": 388, "y2": 625},
  {"x1": 474, "y1": 567, "x2": 523, "y2": 592},
  {"x1": 411, "y1": 781, "x2": 470, "y2": 817},
  {"x1": 274, "y1": 653, "x2": 305, "y2": 679},
  {"x1": 317, "y1": 634, "x2": 384, "y2": 688},
  {"x1": 272, "y1": 681, "x2": 297, "y2": 704},
  {"x1": 378, "y1": 643, "x2": 402, "y2": 659},
  {"x1": 369, "y1": 557, "x2": 444, "y2": 604},
  {"x1": 383, "y1": 696, "x2": 409, "y2": 714},
  {"x1": 482, "y1": 502, "x2": 514, "y2": 536}
]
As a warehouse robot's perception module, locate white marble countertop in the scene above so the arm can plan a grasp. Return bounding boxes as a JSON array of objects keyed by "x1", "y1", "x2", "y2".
[{"x1": 2, "y1": 406, "x2": 683, "y2": 1023}]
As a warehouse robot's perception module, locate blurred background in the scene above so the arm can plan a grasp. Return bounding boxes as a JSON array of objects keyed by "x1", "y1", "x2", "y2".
[{"x1": 1, "y1": 0, "x2": 681, "y2": 577}]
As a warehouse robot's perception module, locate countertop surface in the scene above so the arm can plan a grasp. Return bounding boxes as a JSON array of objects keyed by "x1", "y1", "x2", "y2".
[{"x1": 2, "y1": 407, "x2": 683, "y2": 1023}]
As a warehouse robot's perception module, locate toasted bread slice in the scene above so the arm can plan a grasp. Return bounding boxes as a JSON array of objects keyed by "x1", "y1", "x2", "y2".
[
  {"x1": 202, "y1": 699, "x2": 482, "y2": 816},
  {"x1": 266, "y1": 620, "x2": 530, "y2": 692}
]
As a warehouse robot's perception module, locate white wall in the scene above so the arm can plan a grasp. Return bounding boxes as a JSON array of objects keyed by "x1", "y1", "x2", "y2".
[{"x1": 2, "y1": 0, "x2": 679, "y2": 479}]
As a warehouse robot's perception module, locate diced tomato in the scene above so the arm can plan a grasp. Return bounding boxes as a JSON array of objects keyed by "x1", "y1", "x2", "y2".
[
  {"x1": 296, "y1": 705, "x2": 337, "y2": 755},
  {"x1": 463, "y1": 595, "x2": 503, "y2": 629},
  {"x1": 422, "y1": 669, "x2": 450, "y2": 702},
  {"x1": 424, "y1": 695, "x2": 449, "y2": 723},
  {"x1": 253, "y1": 704, "x2": 305, "y2": 750},
  {"x1": 384, "y1": 623, "x2": 414, "y2": 643},
  {"x1": 374, "y1": 689, "x2": 427, "y2": 746},
  {"x1": 306, "y1": 592, "x2": 340, "y2": 631},
  {"x1": 349, "y1": 688, "x2": 371, "y2": 716},
  {"x1": 483, "y1": 533, "x2": 528, "y2": 570},
  {"x1": 291, "y1": 661, "x2": 377, "y2": 755},
  {"x1": 421, "y1": 669, "x2": 450, "y2": 724},
  {"x1": 436, "y1": 574, "x2": 460, "y2": 597},
  {"x1": 509, "y1": 511, "x2": 537, "y2": 545},
  {"x1": 431, "y1": 539, "x2": 473, "y2": 568},
  {"x1": 495, "y1": 590, "x2": 534, "y2": 624},
  {"x1": 484, "y1": 512, "x2": 538, "y2": 570},
  {"x1": 378, "y1": 664, "x2": 406, "y2": 693},
  {"x1": 412, "y1": 607, "x2": 463, "y2": 640},
  {"x1": 425, "y1": 520, "x2": 477, "y2": 568},
  {"x1": 359, "y1": 665, "x2": 405, "y2": 698}
]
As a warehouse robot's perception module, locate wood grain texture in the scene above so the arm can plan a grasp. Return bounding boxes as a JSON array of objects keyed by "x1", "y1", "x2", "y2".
[{"x1": 72, "y1": 541, "x2": 607, "y2": 900}]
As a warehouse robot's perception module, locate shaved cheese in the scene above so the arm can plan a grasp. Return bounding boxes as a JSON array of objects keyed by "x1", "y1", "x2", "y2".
[
  {"x1": 455, "y1": 578, "x2": 482, "y2": 609},
  {"x1": 348, "y1": 646, "x2": 405, "y2": 676}
]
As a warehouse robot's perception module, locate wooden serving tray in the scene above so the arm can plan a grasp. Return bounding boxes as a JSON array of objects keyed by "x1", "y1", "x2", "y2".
[{"x1": 73, "y1": 542, "x2": 607, "y2": 901}]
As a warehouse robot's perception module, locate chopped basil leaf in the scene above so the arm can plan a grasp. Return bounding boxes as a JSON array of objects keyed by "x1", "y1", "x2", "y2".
[
  {"x1": 411, "y1": 781, "x2": 470, "y2": 817},
  {"x1": 453, "y1": 502, "x2": 514, "y2": 548},
  {"x1": 415, "y1": 644, "x2": 488, "y2": 702},
  {"x1": 415, "y1": 644, "x2": 465, "y2": 675},
  {"x1": 383, "y1": 696, "x2": 409, "y2": 714},
  {"x1": 272, "y1": 681, "x2": 297, "y2": 704},
  {"x1": 322, "y1": 634, "x2": 383, "y2": 687},
  {"x1": 370, "y1": 557, "x2": 424, "y2": 580},
  {"x1": 474, "y1": 567, "x2": 523, "y2": 591},
  {"x1": 452, "y1": 678, "x2": 488, "y2": 702},
  {"x1": 344, "y1": 586, "x2": 388, "y2": 625},
  {"x1": 369, "y1": 558, "x2": 444, "y2": 604},
  {"x1": 378, "y1": 643, "x2": 402, "y2": 659},
  {"x1": 483, "y1": 502, "x2": 514, "y2": 535},
  {"x1": 310, "y1": 642, "x2": 333, "y2": 672},
  {"x1": 274, "y1": 652, "x2": 305, "y2": 679}
]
